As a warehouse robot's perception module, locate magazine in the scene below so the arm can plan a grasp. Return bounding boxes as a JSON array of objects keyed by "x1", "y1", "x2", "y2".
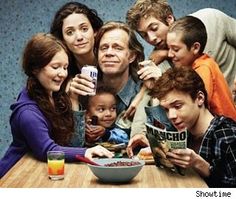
[{"x1": 145, "y1": 121, "x2": 187, "y2": 175}]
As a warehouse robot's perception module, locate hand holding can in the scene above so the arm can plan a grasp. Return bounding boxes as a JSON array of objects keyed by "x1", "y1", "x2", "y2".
[{"x1": 81, "y1": 65, "x2": 98, "y2": 96}]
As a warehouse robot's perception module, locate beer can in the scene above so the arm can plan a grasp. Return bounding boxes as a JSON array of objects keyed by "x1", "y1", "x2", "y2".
[{"x1": 81, "y1": 65, "x2": 98, "y2": 96}]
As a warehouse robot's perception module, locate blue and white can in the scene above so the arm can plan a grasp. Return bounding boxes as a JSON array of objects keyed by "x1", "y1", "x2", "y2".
[{"x1": 81, "y1": 65, "x2": 98, "y2": 96}]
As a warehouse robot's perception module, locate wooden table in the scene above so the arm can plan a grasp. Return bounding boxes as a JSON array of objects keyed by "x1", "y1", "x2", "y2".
[{"x1": 0, "y1": 154, "x2": 208, "y2": 188}]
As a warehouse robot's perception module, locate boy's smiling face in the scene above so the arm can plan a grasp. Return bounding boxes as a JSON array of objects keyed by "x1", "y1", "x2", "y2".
[
  {"x1": 167, "y1": 31, "x2": 199, "y2": 67},
  {"x1": 87, "y1": 93, "x2": 117, "y2": 128}
]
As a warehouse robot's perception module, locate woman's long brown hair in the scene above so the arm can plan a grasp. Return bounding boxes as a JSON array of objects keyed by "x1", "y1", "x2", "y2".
[{"x1": 22, "y1": 33, "x2": 74, "y2": 145}]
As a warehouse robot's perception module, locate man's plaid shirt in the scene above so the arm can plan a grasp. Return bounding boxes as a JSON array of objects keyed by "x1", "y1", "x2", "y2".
[{"x1": 199, "y1": 116, "x2": 236, "y2": 187}]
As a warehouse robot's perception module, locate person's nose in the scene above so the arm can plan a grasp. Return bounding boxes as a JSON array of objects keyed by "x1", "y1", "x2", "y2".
[
  {"x1": 168, "y1": 108, "x2": 177, "y2": 120},
  {"x1": 58, "y1": 68, "x2": 67, "y2": 78},
  {"x1": 75, "y1": 30, "x2": 83, "y2": 41},
  {"x1": 168, "y1": 49, "x2": 174, "y2": 58},
  {"x1": 104, "y1": 109, "x2": 112, "y2": 116},
  {"x1": 147, "y1": 32, "x2": 158, "y2": 45},
  {"x1": 105, "y1": 46, "x2": 115, "y2": 56}
]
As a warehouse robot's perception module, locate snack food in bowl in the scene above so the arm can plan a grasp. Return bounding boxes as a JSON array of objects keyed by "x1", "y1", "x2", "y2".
[{"x1": 88, "y1": 158, "x2": 145, "y2": 183}]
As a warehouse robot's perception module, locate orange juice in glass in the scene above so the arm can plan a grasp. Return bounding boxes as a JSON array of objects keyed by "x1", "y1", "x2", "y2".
[{"x1": 47, "y1": 151, "x2": 65, "y2": 180}]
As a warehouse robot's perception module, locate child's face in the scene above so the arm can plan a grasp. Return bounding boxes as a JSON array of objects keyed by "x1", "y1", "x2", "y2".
[
  {"x1": 167, "y1": 31, "x2": 198, "y2": 67},
  {"x1": 87, "y1": 93, "x2": 117, "y2": 128},
  {"x1": 36, "y1": 50, "x2": 68, "y2": 97},
  {"x1": 160, "y1": 90, "x2": 201, "y2": 132}
]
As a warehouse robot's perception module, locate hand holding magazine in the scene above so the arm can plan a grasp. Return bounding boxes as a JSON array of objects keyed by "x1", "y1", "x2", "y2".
[{"x1": 145, "y1": 119, "x2": 187, "y2": 175}]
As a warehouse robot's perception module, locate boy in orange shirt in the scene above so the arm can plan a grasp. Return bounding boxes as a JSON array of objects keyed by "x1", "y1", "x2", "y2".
[{"x1": 167, "y1": 16, "x2": 236, "y2": 121}]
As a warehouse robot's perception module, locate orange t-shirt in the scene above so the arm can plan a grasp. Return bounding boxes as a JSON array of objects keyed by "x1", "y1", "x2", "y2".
[{"x1": 192, "y1": 54, "x2": 236, "y2": 121}]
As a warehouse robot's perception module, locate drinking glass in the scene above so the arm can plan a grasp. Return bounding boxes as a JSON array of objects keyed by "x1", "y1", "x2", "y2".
[{"x1": 47, "y1": 151, "x2": 65, "y2": 180}]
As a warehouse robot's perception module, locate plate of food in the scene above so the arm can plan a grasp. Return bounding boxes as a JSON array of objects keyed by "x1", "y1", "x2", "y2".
[
  {"x1": 96, "y1": 142, "x2": 127, "y2": 151},
  {"x1": 135, "y1": 147, "x2": 155, "y2": 164}
]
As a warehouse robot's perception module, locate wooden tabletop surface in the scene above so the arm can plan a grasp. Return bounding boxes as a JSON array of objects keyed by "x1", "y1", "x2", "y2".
[{"x1": 0, "y1": 154, "x2": 208, "y2": 188}]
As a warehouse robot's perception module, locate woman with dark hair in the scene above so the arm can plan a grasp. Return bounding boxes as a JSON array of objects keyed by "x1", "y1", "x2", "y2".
[
  {"x1": 0, "y1": 33, "x2": 113, "y2": 179},
  {"x1": 50, "y1": 1, "x2": 103, "y2": 77},
  {"x1": 50, "y1": 2, "x2": 105, "y2": 143}
]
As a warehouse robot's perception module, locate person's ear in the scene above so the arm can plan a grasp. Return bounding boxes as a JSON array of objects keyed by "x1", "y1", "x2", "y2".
[
  {"x1": 166, "y1": 15, "x2": 175, "y2": 26},
  {"x1": 128, "y1": 51, "x2": 137, "y2": 64},
  {"x1": 191, "y1": 42, "x2": 201, "y2": 55},
  {"x1": 196, "y1": 91, "x2": 205, "y2": 107}
]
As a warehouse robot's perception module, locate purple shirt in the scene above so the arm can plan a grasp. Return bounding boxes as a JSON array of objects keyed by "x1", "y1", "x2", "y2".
[{"x1": 0, "y1": 88, "x2": 86, "y2": 178}]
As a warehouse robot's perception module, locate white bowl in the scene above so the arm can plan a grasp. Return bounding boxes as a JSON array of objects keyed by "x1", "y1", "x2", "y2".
[{"x1": 88, "y1": 158, "x2": 145, "y2": 183}]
